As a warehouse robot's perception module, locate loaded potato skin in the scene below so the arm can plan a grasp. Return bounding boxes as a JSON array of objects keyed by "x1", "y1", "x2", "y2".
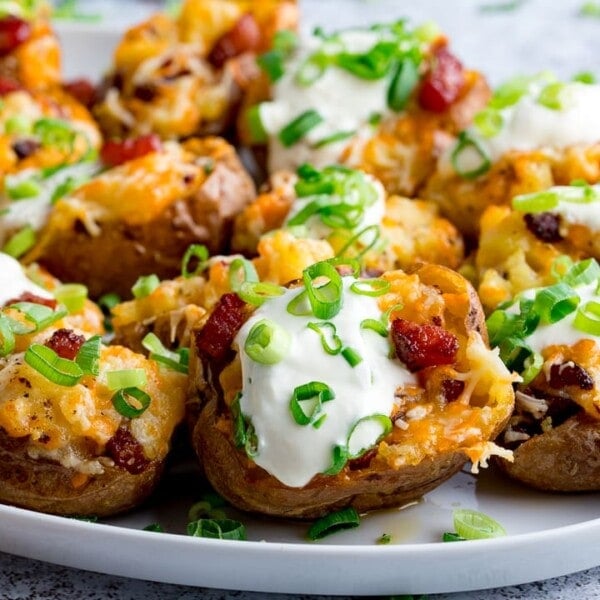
[
  {"x1": 191, "y1": 262, "x2": 514, "y2": 519},
  {"x1": 25, "y1": 136, "x2": 256, "y2": 299}
]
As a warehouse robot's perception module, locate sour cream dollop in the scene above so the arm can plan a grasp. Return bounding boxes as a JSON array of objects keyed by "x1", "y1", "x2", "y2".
[
  {"x1": 0, "y1": 252, "x2": 52, "y2": 306},
  {"x1": 236, "y1": 277, "x2": 415, "y2": 488}
]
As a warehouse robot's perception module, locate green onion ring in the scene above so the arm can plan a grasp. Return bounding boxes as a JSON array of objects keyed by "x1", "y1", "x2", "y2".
[
  {"x1": 228, "y1": 257, "x2": 259, "y2": 292},
  {"x1": 75, "y1": 335, "x2": 102, "y2": 376},
  {"x1": 341, "y1": 346, "x2": 362, "y2": 367},
  {"x1": 54, "y1": 283, "x2": 88, "y2": 313},
  {"x1": 302, "y1": 261, "x2": 343, "y2": 319},
  {"x1": 453, "y1": 508, "x2": 506, "y2": 540},
  {"x1": 106, "y1": 368, "x2": 147, "y2": 391},
  {"x1": 289, "y1": 381, "x2": 335, "y2": 427},
  {"x1": 360, "y1": 318, "x2": 388, "y2": 337},
  {"x1": 512, "y1": 190, "x2": 560, "y2": 213},
  {"x1": 244, "y1": 318, "x2": 291, "y2": 365},
  {"x1": 563, "y1": 258, "x2": 600, "y2": 288},
  {"x1": 286, "y1": 289, "x2": 312, "y2": 316},
  {"x1": 131, "y1": 274, "x2": 160, "y2": 299},
  {"x1": 278, "y1": 109, "x2": 324, "y2": 147},
  {"x1": 181, "y1": 244, "x2": 209, "y2": 278},
  {"x1": 532, "y1": 282, "x2": 579, "y2": 324},
  {"x1": 346, "y1": 414, "x2": 392, "y2": 459},
  {"x1": 111, "y1": 386, "x2": 151, "y2": 418},
  {"x1": 350, "y1": 278, "x2": 390, "y2": 297},
  {"x1": 237, "y1": 281, "x2": 285, "y2": 307},
  {"x1": 307, "y1": 321, "x2": 342, "y2": 355},
  {"x1": 520, "y1": 352, "x2": 544, "y2": 385},
  {"x1": 3, "y1": 226, "x2": 37, "y2": 258},
  {"x1": 321, "y1": 444, "x2": 349, "y2": 476},
  {"x1": 24, "y1": 343, "x2": 83, "y2": 387},
  {"x1": 9, "y1": 301, "x2": 67, "y2": 333},
  {"x1": 142, "y1": 332, "x2": 189, "y2": 374},
  {"x1": 335, "y1": 224, "x2": 381, "y2": 260},
  {"x1": 0, "y1": 315, "x2": 15, "y2": 357},
  {"x1": 451, "y1": 131, "x2": 491, "y2": 180},
  {"x1": 387, "y1": 57, "x2": 419, "y2": 112},
  {"x1": 573, "y1": 301, "x2": 600, "y2": 336},
  {"x1": 307, "y1": 507, "x2": 360, "y2": 541},
  {"x1": 187, "y1": 519, "x2": 246, "y2": 541}
]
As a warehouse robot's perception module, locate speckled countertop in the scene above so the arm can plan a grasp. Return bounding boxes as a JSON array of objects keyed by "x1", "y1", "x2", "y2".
[{"x1": 2, "y1": 1, "x2": 600, "y2": 599}]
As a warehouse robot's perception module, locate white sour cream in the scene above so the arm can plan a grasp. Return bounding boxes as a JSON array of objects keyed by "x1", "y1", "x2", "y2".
[
  {"x1": 0, "y1": 252, "x2": 52, "y2": 305},
  {"x1": 520, "y1": 282, "x2": 599, "y2": 353},
  {"x1": 549, "y1": 186, "x2": 600, "y2": 232},
  {"x1": 450, "y1": 82, "x2": 600, "y2": 169},
  {"x1": 260, "y1": 29, "x2": 396, "y2": 173},
  {"x1": 0, "y1": 161, "x2": 100, "y2": 245},
  {"x1": 236, "y1": 278, "x2": 415, "y2": 488}
]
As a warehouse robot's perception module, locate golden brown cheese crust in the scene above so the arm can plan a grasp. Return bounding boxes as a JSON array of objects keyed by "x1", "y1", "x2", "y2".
[
  {"x1": 25, "y1": 137, "x2": 256, "y2": 298},
  {"x1": 191, "y1": 264, "x2": 515, "y2": 518},
  {"x1": 423, "y1": 143, "x2": 600, "y2": 239}
]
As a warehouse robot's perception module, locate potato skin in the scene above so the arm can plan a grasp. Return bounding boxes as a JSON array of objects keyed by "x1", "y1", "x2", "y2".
[
  {"x1": 191, "y1": 264, "x2": 514, "y2": 518},
  {"x1": 496, "y1": 413, "x2": 600, "y2": 492},
  {"x1": 0, "y1": 429, "x2": 163, "y2": 517}
]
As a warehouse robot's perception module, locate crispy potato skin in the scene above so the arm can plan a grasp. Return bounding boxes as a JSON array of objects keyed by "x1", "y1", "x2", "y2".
[
  {"x1": 0, "y1": 429, "x2": 162, "y2": 516},
  {"x1": 26, "y1": 137, "x2": 256, "y2": 298},
  {"x1": 191, "y1": 264, "x2": 514, "y2": 518},
  {"x1": 496, "y1": 413, "x2": 600, "y2": 492}
]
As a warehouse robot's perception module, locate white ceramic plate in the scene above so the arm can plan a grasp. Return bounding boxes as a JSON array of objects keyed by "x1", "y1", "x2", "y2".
[
  {"x1": 1, "y1": 461, "x2": 599, "y2": 595},
  {"x1": 4, "y1": 8, "x2": 595, "y2": 596}
]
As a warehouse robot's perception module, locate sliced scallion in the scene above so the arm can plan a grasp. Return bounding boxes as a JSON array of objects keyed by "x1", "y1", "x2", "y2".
[
  {"x1": 9, "y1": 301, "x2": 67, "y2": 332},
  {"x1": 322, "y1": 444, "x2": 348, "y2": 475},
  {"x1": 512, "y1": 189, "x2": 560, "y2": 213},
  {"x1": 346, "y1": 414, "x2": 391, "y2": 459},
  {"x1": 187, "y1": 519, "x2": 246, "y2": 541},
  {"x1": 387, "y1": 58, "x2": 419, "y2": 112},
  {"x1": 111, "y1": 386, "x2": 151, "y2": 418},
  {"x1": 54, "y1": 283, "x2": 88, "y2": 313},
  {"x1": 24, "y1": 343, "x2": 83, "y2": 386},
  {"x1": 0, "y1": 315, "x2": 16, "y2": 357},
  {"x1": 2, "y1": 226, "x2": 36, "y2": 258},
  {"x1": 228, "y1": 257, "x2": 259, "y2": 292},
  {"x1": 350, "y1": 278, "x2": 390, "y2": 297},
  {"x1": 520, "y1": 351, "x2": 543, "y2": 385},
  {"x1": 142, "y1": 332, "x2": 189, "y2": 373},
  {"x1": 302, "y1": 261, "x2": 343, "y2": 319},
  {"x1": 75, "y1": 335, "x2": 102, "y2": 376},
  {"x1": 181, "y1": 244, "x2": 209, "y2": 278},
  {"x1": 573, "y1": 300, "x2": 600, "y2": 336},
  {"x1": 244, "y1": 319, "x2": 291, "y2": 365},
  {"x1": 238, "y1": 281, "x2": 285, "y2": 307},
  {"x1": 106, "y1": 368, "x2": 147, "y2": 391},
  {"x1": 532, "y1": 282, "x2": 579, "y2": 324},
  {"x1": 453, "y1": 508, "x2": 506, "y2": 540},
  {"x1": 286, "y1": 289, "x2": 312, "y2": 316},
  {"x1": 562, "y1": 258, "x2": 600, "y2": 288},
  {"x1": 307, "y1": 507, "x2": 360, "y2": 541},
  {"x1": 341, "y1": 346, "x2": 362, "y2": 367},
  {"x1": 245, "y1": 105, "x2": 268, "y2": 145},
  {"x1": 307, "y1": 321, "x2": 342, "y2": 355},
  {"x1": 131, "y1": 274, "x2": 160, "y2": 299},
  {"x1": 290, "y1": 381, "x2": 335, "y2": 427},
  {"x1": 360, "y1": 318, "x2": 388, "y2": 337},
  {"x1": 278, "y1": 110, "x2": 323, "y2": 147},
  {"x1": 451, "y1": 131, "x2": 491, "y2": 180}
]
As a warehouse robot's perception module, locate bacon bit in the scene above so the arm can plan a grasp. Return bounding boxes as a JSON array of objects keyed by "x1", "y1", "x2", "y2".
[
  {"x1": 44, "y1": 328, "x2": 85, "y2": 360},
  {"x1": 133, "y1": 83, "x2": 157, "y2": 102},
  {"x1": 348, "y1": 448, "x2": 377, "y2": 471},
  {"x1": 548, "y1": 362, "x2": 594, "y2": 391},
  {"x1": 523, "y1": 213, "x2": 563, "y2": 243},
  {"x1": 418, "y1": 47, "x2": 465, "y2": 113},
  {"x1": 391, "y1": 318, "x2": 459, "y2": 372},
  {"x1": 441, "y1": 379, "x2": 465, "y2": 402},
  {"x1": 0, "y1": 77, "x2": 21, "y2": 95},
  {"x1": 0, "y1": 15, "x2": 32, "y2": 56},
  {"x1": 63, "y1": 78, "x2": 97, "y2": 108},
  {"x1": 3, "y1": 292, "x2": 57, "y2": 309},
  {"x1": 12, "y1": 138, "x2": 40, "y2": 160},
  {"x1": 105, "y1": 427, "x2": 150, "y2": 475},
  {"x1": 208, "y1": 13, "x2": 261, "y2": 69},
  {"x1": 195, "y1": 293, "x2": 248, "y2": 361},
  {"x1": 100, "y1": 134, "x2": 162, "y2": 167}
]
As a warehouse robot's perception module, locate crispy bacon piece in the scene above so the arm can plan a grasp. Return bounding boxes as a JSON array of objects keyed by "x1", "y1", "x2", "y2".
[
  {"x1": 524, "y1": 212, "x2": 563, "y2": 243},
  {"x1": 0, "y1": 77, "x2": 21, "y2": 95},
  {"x1": 208, "y1": 13, "x2": 261, "y2": 69},
  {"x1": 441, "y1": 379, "x2": 465, "y2": 402},
  {"x1": 12, "y1": 138, "x2": 40, "y2": 160},
  {"x1": 548, "y1": 362, "x2": 594, "y2": 391},
  {"x1": 100, "y1": 134, "x2": 162, "y2": 167},
  {"x1": 391, "y1": 318, "x2": 459, "y2": 372},
  {"x1": 63, "y1": 78, "x2": 97, "y2": 108},
  {"x1": 0, "y1": 15, "x2": 31, "y2": 56},
  {"x1": 44, "y1": 328, "x2": 85, "y2": 360},
  {"x1": 105, "y1": 427, "x2": 150, "y2": 475},
  {"x1": 3, "y1": 292, "x2": 57, "y2": 310},
  {"x1": 418, "y1": 47, "x2": 465, "y2": 113},
  {"x1": 195, "y1": 293, "x2": 248, "y2": 361}
]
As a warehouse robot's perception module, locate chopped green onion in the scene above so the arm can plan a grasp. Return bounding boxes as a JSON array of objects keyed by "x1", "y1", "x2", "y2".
[
  {"x1": 33, "y1": 118, "x2": 76, "y2": 151},
  {"x1": 537, "y1": 82, "x2": 567, "y2": 110},
  {"x1": 290, "y1": 381, "x2": 335, "y2": 427},
  {"x1": 279, "y1": 110, "x2": 324, "y2": 147},
  {"x1": 574, "y1": 300, "x2": 600, "y2": 336},
  {"x1": 307, "y1": 507, "x2": 360, "y2": 540},
  {"x1": 533, "y1": 282, "x2": 579, "y2": 324},
  {"x1": 244, "y1": 318, "x2": 291, "y2": 365},
  {"x1": 377, "y1": 533, "x2": 392, "y2": 545},
  {"x1": 143, "y1": 523, "x2": 164, "y2": 533},
  {"x1": 325, "y1": 256, "x2": 361, "y2": 277},
  {"x1": 244, "y1": 422, "x2": 259, "y2": 458},
  {"x1": 442, "y1": 532, "x2": 466, "y2": 542},
  {"x1": 296, "y1": 55, "x2": 328, "y2": 86},
  {"x1": 573, "y1": 71, "x2": 596, "y2": 84},
  {"x1": 497, "y1": 335, "x2": 534, "y2": 373},
  {"x1": 562, "y1": 258, "x2": 600, "y2": 287},
  {"x1": 307, "y1": 321, "x2": 343, "y2": 354},
  {"x1": 346, "y1": 414, "x2": 391, "y2": 459},
  {"x1": 231, "y1": 393, "x2": 247, "y2": 449},
  {"x1": 350, "y1": 278, "x2": 390, "y2": 297},
  {"x1": 580, "y1": 2, "x2": 600, "y2": 18},
  {"x1": 303, "y1": 261, "x2": 343, "y2": 319},
  {"x1": 341, "y1": 346, "x2": 362, "y2": 367},
  {"x1": 142, "y1": 332, "x2": 189, "y2": 374},
  {"x1": 451, "y1": 131, "x2": 491, "y2": 179},
  {"x1": 187, "y1": 519, "x2": 246, "y2": 541},
  {"x1": 106, "y1": 368, "x2": 147, "y2": 391},
  {"x1": 452, "y1": 508, "x2": 506, "y2": 540},
  {"x1": 98, "y1": 292, "x2": 120, "y2": 312},
  {"x1": 238, "y1": 281, "x2": 285, "y2": 306},
  {"x1": 2, "y1": 226, "x2": 36, "y2": 258},
  {"x1": 188, "y1": 501, "x2": 226, "y2": 521},
  {"x1": 322, "y1": 444, "x2": 348, "y2": 475},
  {"x1": 335, "y1": 224, "x2": 382, "y2": 260},
  {"x1": 7, "y1": 179, "x2": 41, "y2": 200},
  {"x1": 473, "y1": 108, "x2": 503, "y2": 138},
  {"x1": 521, "y1": 351, "x2": 543, "y2": 385},
  {"x1": 228, "y1": 257, "x2": 259, "y2": 292},
  {"x1": 551, "y1": 255, "x2": 575, "y2": 282},
  {"x1": 9, "y1": 301, "x2": 67, "y2": 332},
  {"x1": 387, "y1": 58, "x2": 419, "y2": 112},
  {"x1": 75, "y1": 335, "x2": 102, "y2": 376},
  {"x1": 24, "y1": 343, "x2": 83, "y2": 386},
  {"x1": 257, "y1": 50, "x2": 286, "y2": 82},
  {"x1": 181, "y1": 244, "x2": 209, "y2": 278},
  {"x1": 54, "y1": 283, "x2": 88, "y2": 313},
  {"x1": 512, "y1": 189, "x2": 559, "y2": 213},
  {"x1": 336, "y1": 41, "x2": 397, "y2": 80},
  {"x1": 360, "y1": 318, "x2": 388, "y2": 337},
  {"x1": 311, "y1": 130, "x2": 355, "y2": 149},
  {"x1": 0, "y1": 315, "x2": 15, "y2": 357},
  {"x1": 4, "y1": 115, "x2": 31, "y2": 135},
  {"x1": 286, "y1": 289, "x2": 312, "y2": 316},
  {"x1": 245, "y1": 105, "x2": 268, "y2": 144},
  {"x1": 131, "y1": 274, "x2": 160, "y2": 299},
  {"x1": 111, "y1": 386, "x2": 151, "y2": 418}
]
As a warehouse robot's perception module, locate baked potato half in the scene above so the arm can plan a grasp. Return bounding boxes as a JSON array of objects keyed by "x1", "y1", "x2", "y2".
[
  {"x1": 232, "y1": 164, "x2": 464, "y2": 273},
  {"x1": 0, "y1": 253, "x2": 187, "y2": 516},
  {"x1": 25, "y1": 136, "x2": 256, "y2": 298},
  {"x1": 93, "y1": 0, "x2": 297, "y2": 140},
  {"x1": 475, "y1": 184, "x2": 600, "y2": 311},
  {"x1": 488, "y1": 258, "x2": 600, "y2": 491},
  {"x1": 423, "y1": 75, "x2": 600, "y2": 238},
  {"x1": 191, "y1": 261, "x2": 515, "y2": 518}
]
